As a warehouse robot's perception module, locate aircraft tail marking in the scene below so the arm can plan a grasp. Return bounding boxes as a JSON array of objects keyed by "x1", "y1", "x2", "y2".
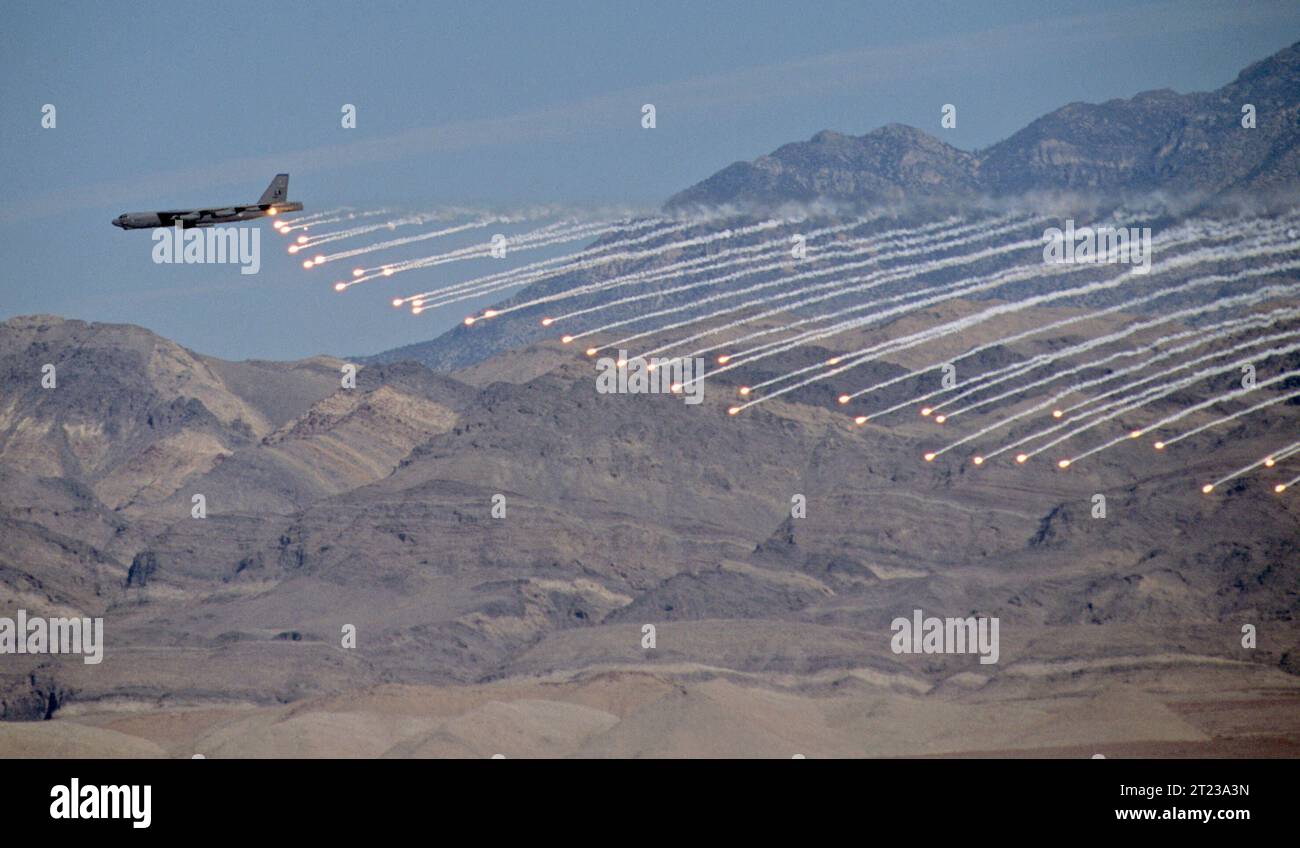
[{"x1": 259, "y1": 173, "x2": 289, "y2": 205}]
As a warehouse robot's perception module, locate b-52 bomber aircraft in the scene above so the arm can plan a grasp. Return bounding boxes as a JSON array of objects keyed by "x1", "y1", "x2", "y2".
[{"x1": 112, "y1": 174, "x2": 302, "y2": 229}]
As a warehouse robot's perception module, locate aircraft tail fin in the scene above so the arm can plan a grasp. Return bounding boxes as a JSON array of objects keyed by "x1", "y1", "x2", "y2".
[{"x1": 259, "y1": 174, "x2": 289, "y2": 205}]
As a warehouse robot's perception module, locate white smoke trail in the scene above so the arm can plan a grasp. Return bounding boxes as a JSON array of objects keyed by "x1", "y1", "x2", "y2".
[
  {"x1": 338, "y1": 219, "x2": 644, "y2": 293},
  {"x1": 279, "y1": 209, "x2": 345, "y2": 225},
  {"x1": 937, "y1": 299, "x2": 1300, "y2": 422},
  {"x1": 938, "y1": 380, "x2": 1170, "y2": 464},
  {"x1": 1057, "y1": 319, "x2": 1300, "y2": 418},
  {"x1": 495, "y1": 213, "x2": 920, "y2": 321},
  {"x1": 698, "y1": 216, "x2": 1251, "y2": 370},
  {"x1": 962, "y1": 353, "x2": 1298, "y2": 468},
  {"x1": 316, "y1": 218, "x2": 502, "y2": 267},
  {"x1": 1052, "y1": 365, "x2": 1300, "y2": 466},
  {"x1": 664, "y1": 233, "x2": 1099, "y2": 370},
  {"x1": 726, "y1": 228, "x2": 1300, "y2": 412},
  {"x1": 401, "y1": 217, "x2": 709, "y2": 305},
  {"x1": 671, "y1": 229, "x2": 1143, "y2": 369},
  {"x1": 1273, "y1": 443, "x2": 1300, "y2": 462},
  {"x1": 1157, "y1": 384, "x2": 1300, "y2": 450},
  {"x1": 572, "y1": 215, "x2": 1038, "y2": 349},
  {"x1": 1277, "y1": 470, "x2": 1300, "y2": 493},
  {"x1": 411, "y1": 221, "x2": 711, "y2": 308},
  {"x1": 413, "y1": 218, "x2": 779, "y2": 310},
  {"x1": 277, "y1": 208, "x2": 358, "y2": 230},
  {"x1": 292, "y1": 212, "x2": 465, "y2": 249},
  {"x1": 377, "y1": 218, "x2": 667, "y2": 294},
  {"x1": 947, "y1": 310, "x2": 1300, "y2": 461},
  {"x1": 397, "y1": 218, "x2": 650, "y2": 272},
  {"x1": 688, "y1": 216, "x2": 1234, "y2": 389},
  {"x1": 408, "y1": 214, "x2": 780, "y2": 309},
  {"x1": 546, "y1": 215, "x2": 1000, "y2": 327},
  {"x1": 1208, "y1": 440, "x2": 1300, "y2": 489},
  {"x1": 672, "y1": 224, "x2": 1188, "y2": 369},
  {"x1": 1270, "y1": 443, "x2": 1300, "y2": 464},
  {"x1": 278, "y1": 209, "x2": 395, "y2": 234},
  {"x1": 588, "y1": 226, "x2": 1064, "y2": 372},
  {"x1": 883, "y1": 296, "x2": 1300, "y2": 428},
  {"x1": 279, "y1": 214, "x2": 357, "y2": 233}
]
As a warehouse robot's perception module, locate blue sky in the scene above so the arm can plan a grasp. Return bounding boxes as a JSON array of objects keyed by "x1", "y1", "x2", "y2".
[{"x1": 2, "y1": 0, "x2": 1298, "y2": 360}]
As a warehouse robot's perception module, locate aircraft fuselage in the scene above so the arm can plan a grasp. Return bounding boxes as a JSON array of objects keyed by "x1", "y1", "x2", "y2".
[
  {"x1": 113, "y1": 173, "x2": 302, "y2": 230},
  {"x1": 113, "y1": 203, "x2": 302, "y2": 230}
]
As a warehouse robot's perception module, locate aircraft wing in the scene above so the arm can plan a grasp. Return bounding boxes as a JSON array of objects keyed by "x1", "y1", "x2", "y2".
[
  {"x1": 155, "y1": 206, "x2": 262, "y2": 227},
  {"x1": 158, "y1": 206, "x2": 260, "y2": 217}
]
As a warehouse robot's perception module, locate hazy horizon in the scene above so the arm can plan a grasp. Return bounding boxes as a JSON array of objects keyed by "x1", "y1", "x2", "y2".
[{"x1": 3, "y1": 0, "x2": 1299, "y2": 361}]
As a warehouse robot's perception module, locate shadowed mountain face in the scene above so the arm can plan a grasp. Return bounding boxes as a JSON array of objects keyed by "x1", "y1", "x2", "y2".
[
  {"x1": 1, "y1": 305, "x2": 1297, "y2": 754},
  {"x1": 0, "y1": 315, "x2": 342, "y2": 511},
  {"x1": 667, "y1": 125, "x2": 982, "y2": 209},
  {"x1": 669, "y1": 41, "x2": 1300, "y2": 209}
]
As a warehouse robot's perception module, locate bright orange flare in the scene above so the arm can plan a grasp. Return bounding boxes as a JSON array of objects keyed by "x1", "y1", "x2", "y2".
[
  {"x1": 1015, "y1": 454, "x2": 1028, "y2": 464},
  {"x1": 297, "y1": 236, "x2": 308, "y2": 244},
  {"x1": 1052, "y1": 409, "x2": 1064, "y2": 418},
  {"x1": 923, "y1": 452, "x2": 936, "y2": 462},
  {"x1": 717, "y1": 355, "x2": 731, "y2": 364},
  {"x1": 1057, "y1": 459, "x2": 1071, "y2": 469},
  {"x1": 972, "y1": 456, "x2": 984, "y2": 466},
  {"x1": 561, "y1": 335, "x2": 573, "y2": 344},
  {"x1": 920, "y1": 407, "x2": 932, "y2": 416},
  {"x1": 353, "y1": 269, "x2": 364, "y2": 277},
  {"x1": 1276, "y1": 484, "x2": 1288, "y2": 493},
  {"x1": 333, "y1": 282, "x2": 346, "y2": 291},
  {"x1": 302, "y1": 260, "x2": 313, "y2": 269},
  {"x1": 541, "y1": 318, "x2": 553, "y2": 327},
  {"x1": 382, "y1": 268, "x2": 394, "y2": 277},
  {"x1": 727, "y1": 407, "x2": 740, "y2": 416},
  {"x1": 934, "y1": 414, "x2": 947, "y2": 424},
  {"x1": 267, "y1": 207, "x2": 278, "y2": 216},
  {"x1": 392, "y1": 298, "x2": 403, "y2": 308},
  {"x1": 464, "y1": 317, "x2": 476, "y2": 326},
  {"x1": 585, "y1": 347, "x2": 597, "y2": 357},
  {"x1": 1201, "y1": 484, "x2": 1214, "y2": 494},
  {"x1": 483, "y1": 310, "x2": 498, "y2": 318},
  {"x1": 670, "y1": 383, "x2": 682, "y2": 393},
  {"x1": 854, "y1": 415, "x2": 868, "y2": 425},
  {"x1": 837, "y1": 395, "x2": 850, "y2": 405},
  {"x1": 1129, "y1": 430, "x2": 1142, "y2": 439},
  {"x1": 1154, "y1": 441, "x2": 1165, "y2": 450},
  {"x1": 1264, "y1": 457, "x2": 1275, "y2": 467},
  {"x1": 827, "y1": 357, "x2": 841, "y2": 366},
  {"x1": 288, "y1": 245, "x2": 300, "y2": 254}
]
